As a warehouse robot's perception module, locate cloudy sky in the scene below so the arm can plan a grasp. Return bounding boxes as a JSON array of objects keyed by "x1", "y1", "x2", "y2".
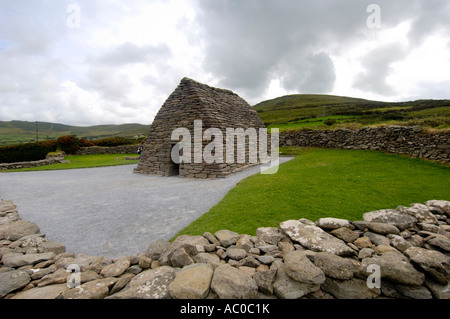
[{"x1": 0, "y1": 0, "x2": 449, "y2": 126}]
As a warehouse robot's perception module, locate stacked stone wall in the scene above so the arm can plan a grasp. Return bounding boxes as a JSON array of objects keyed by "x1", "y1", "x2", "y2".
[
  {"x1": 1, "y1": 198, "x2": 449, "y2": 299},
  {"x1": 280, "y1": 126, "x2": 449, "y2": 163},
  {"x1": 75, "y1": 145, "x2": 139, "y2": 156},
  {"x1": 0, "y1": 155, "x2": 65, "y2": 171}
]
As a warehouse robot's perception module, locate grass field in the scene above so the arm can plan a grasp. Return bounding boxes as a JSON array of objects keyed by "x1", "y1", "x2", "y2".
[
  {"x1": 254, "y1": 94, "x2": 450, "y2": 130},
  {"x1": 1, "y1": 154, "x2": 139, "y2": 172},
  {"x1": 266, "y1": 115, "x2": 359, "y2": 131},
  {"x1": 173, "y1": 147, "x2": 450, "y2": 238},
  {"x1": 0, "y1": 120, "x2": 149, "y2": 146}
]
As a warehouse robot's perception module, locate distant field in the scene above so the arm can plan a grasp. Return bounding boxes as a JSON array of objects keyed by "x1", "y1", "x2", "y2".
[
  {"x1": 2, "y1": 95, "x2": 449, "y2": 145},
  {"x1": 266, "y1": 115, "x2": 359, "y2": 131},
  {"x1": 254, "y1": 94, "x2": 450, "y2": 130},
  {"x1": 174, "y1": 147, "x2": 450, "y2": 238},
  {"x1": 0, "y1": 120, "x2": 150, "y2": 146}
]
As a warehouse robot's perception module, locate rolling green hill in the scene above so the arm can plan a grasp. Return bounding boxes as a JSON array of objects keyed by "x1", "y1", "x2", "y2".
[
  {"x1": 253, "y1": 94, "x2": 450, "y2": 130},
  {"x1": 2, "y1": 94, "x2": 449, "y2": 145},
  {"x1": 0, "y1": 121, "x2": 150, "y2": 145}
]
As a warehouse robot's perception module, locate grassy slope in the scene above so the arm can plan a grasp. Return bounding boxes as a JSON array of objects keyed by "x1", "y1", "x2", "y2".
[
  {"x1": 173, "y1": 147, "x2": 450, "y2": 238},
  {"x1": 0, "y1": 121, "x2": 150, "y2": 145},
  {"x1": 253, "y1": 94, "x2": 450, "y2": 129}
]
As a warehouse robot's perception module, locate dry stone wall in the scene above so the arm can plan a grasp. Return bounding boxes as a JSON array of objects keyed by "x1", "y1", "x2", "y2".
[
  {"x1": 1, "y1": 197, "x2": 449, "y2": 299},
  {"x1": 0, "y1": 154, "x2": 66, "y2": 171},
  {"x1": 280, "y1": 126, "x2": 450, "y2": 163},
  {"x1": 75, "y1": 145, "x2": 139, "y2": 155}
]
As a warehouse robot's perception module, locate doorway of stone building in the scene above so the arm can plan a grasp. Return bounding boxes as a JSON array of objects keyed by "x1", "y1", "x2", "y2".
[{"x1": 168, "y1": 143, "x2": 180, "y2": 176}]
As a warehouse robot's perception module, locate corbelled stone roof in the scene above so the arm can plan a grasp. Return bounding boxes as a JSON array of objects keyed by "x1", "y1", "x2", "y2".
[{"x1": 134, "y1": 77, "x2": 266, "y2": 178}]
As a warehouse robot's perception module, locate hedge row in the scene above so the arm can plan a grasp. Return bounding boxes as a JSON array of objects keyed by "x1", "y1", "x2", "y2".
[
  {"x1": 0, "y1": 136, "x2": 139, "y2": 164},
  {"x1": 0, "y1": 141, "x2": 57, "y2": 163}
]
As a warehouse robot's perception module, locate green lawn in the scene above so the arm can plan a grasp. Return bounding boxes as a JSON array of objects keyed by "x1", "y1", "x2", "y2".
[
  {"x1": 266, "y1": 115, "x2": 360, "y2": 131},
  {"x1": 1, "y1": 154, "x2": 139, "y2": 172},
  {"x1": 174, "y1": 147, "x2": 450, "y2": 238}
]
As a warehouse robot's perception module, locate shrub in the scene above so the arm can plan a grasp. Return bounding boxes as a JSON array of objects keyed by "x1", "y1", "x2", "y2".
[
  {"x1": 0, "y1": 140, "x2": 57, "y2": 163},
  {"x1": 56, "y1": 135, "x2": 93, "y2": 154},
  {"x1": 381, "y1": 113, "x2": 404, "y2": 121},
  {"x1": 92, "y1": 137, "x2": 135, "y2": 147},
  {"x1": 324, "y1": 119, "x2": 337, "y2": 126}
]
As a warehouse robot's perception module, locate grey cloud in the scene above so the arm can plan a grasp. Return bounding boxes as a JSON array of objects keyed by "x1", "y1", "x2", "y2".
[
  {"x1": 91, "y1": 42, "x2": 172, "y2": 66},
  {"x1": 196, "y1": 0, "x2": 372, "y2": 98},
  {"x1": 278, "y1": 52, "x2": 336, "y2": 93},
  {"x1": 1, "y1": 0, "x2": 449, "y2": 126},
  {"x1": 0, "y1": 2, "x2": 68, "y2": 56},
  {"x1": 83, "y1": 66, "x2": 133, "y2": 101},
  {"x1": 353, "y1": 43, "x2": 407, "y2": 96},
  {"x1": 196, "y1": 0, "x2": 450, "y2": 100},
  {"x1": 405, "y1": 0, "x2": 450, "y2": 43}
]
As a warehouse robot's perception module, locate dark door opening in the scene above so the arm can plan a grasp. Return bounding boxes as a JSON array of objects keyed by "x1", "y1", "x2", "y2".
[{"x1": 168, "y1": 144, "x2": 180, "y2": 176}]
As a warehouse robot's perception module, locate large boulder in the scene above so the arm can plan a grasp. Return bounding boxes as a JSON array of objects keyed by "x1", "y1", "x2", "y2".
[
  {"x1": 398, "y1": 203, "x2": 439, "y2": 224},
  {"x1": 425, "y1": 200, "x2": 450, "y2": 215},
  {"x1": 404, "y1": 247, "x2": 450, "y2": 284},
  {"x1": 313, "y1": 252, "x2": 357, "y2": 280},
  {"x1": 363, "y1": 209, "x2": 416, "y2": 230},
  {"x1": 272, "y1": 259, "x2": 319, "y2": 299},
  {"x1": 2, "y1": 252, "x2": 55, "y2": 268},
  {"x1": 107, "y1": 266, "x2": 176, "y2": 299},
  {"x1": 256, "y1": 227, "x2": 285, "y2": 245},
  {"x1": 0, "y1": 270, "x2": 30, "y2": 298},
  {"x1": 360, "y1": 252, "x2": 425, "y2": 285},
  {"x1": 168, "y1": 263, "x2": 214, "y2": 299},
  {"x1": 211, "y1": 264, "x2": 258, "y2": 299},
  {"x1": 322, "y1": 277, "x2": 380, "y2": 299},
  {"x1": 11, "y1": 284, "x2": 69, "y2": 299},
  {"x1": 214, "y1": 230, "x2": 240, "y2": 247},
  {"x1": 158, "y1": 235, "x2": 209, "y2": 266},
  {"x1": 366, "y1": 222, "x2": 400, "y2": 235},
  {"x1": 280, "y1": 220, "x2": 355, "y2": 256},
  {"x1": 147, "y1": 239, "x2": 170, "y2": 260},
  {"x1": 100, "y1": 257, "x2": 130, "y2": 277},
  {"x1": 0, "y1": 220, "x2": 40, "y2": 241},
  {"x1": 315, "y1": 217, "x2": 351, "y2": 230},
  {"x1": 283, "y1": 250, "x2": 325, "y2": 284},
  {"x1": 61, "y1": 277, "x2": 118, "y2": 299}
]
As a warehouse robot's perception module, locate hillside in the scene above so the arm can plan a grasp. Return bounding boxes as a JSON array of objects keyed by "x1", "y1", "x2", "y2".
[
  {"x1": 0, "y1": 121, "x2": 150, "y2": 145},
  {"x1": 2, "y1": 94, "x2": 449, "y2": 145},
  {"x1": 253, "y1": 94, "x2": 450, "y2": 130}
]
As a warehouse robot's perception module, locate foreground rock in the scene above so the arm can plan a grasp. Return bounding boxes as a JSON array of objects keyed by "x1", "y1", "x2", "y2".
[
  {"x1": 0, "y1": 270, "x2": 30, "y2": 298},
  {"x1": 107, "y1": 267, "x2": 176, "y2": 299},
  {"x1": 168, "y1": 263, "x2": 214, "y2": 299},
  {"x1": 280, "y1": 220, "x2": 355, "y2": 256},
  {"x1": 1, "y1": 198, "x2": 449, "y2": 299},
  {"x1": 211, "y1": 264, "x2": 258, "y2": 299}
]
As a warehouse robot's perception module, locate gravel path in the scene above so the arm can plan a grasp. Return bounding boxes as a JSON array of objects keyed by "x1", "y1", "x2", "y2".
[{"x1": 0, "y1": 158, "x2": 292, "y2": 259}]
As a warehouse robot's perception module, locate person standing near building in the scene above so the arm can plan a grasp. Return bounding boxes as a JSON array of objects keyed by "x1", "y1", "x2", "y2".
[{"x1": 137, "y1": 141, "x2": 145, "y2": 158}]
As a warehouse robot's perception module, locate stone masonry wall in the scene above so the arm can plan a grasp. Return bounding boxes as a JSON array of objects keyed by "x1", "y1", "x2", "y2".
[
  {"x1": 134, "y1": 78, "x2": 266, "y2": 178},
  {"x1": 0, "y1": 155, "x2": 65, "y2": 171},
  {"x1": 75, "y1": 145, "x2": 139, "y2": 156},
  {"x1": 280, "y1": 126, "x2": 450, "y2": 163},
  {"x1": 1, "y1": 198, "x2": 449, "y2": 299}
]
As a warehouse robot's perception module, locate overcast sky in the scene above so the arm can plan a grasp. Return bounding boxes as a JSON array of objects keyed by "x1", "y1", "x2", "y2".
[{"x1": 0, "y1": 0, "x2": 449, "y2": 126}]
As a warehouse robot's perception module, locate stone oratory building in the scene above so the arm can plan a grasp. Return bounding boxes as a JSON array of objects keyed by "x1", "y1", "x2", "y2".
[{"x1": 134, "y1": 77, "x2": 267, "y2": 178}]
